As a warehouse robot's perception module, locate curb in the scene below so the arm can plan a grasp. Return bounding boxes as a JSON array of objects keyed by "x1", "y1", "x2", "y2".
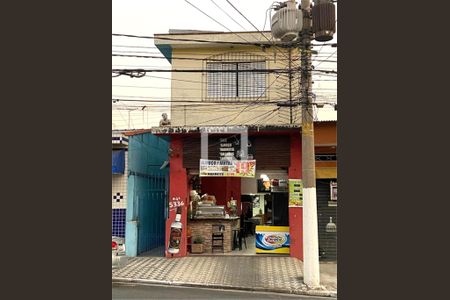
[{"x1": 112, "y1": 277, "x2": 337, "y2": 298}]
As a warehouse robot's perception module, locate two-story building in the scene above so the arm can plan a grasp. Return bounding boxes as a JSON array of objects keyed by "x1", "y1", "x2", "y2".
[
  {"x1": 122, "y1": 30, "x2": 337, "y2": 261},
  {"x1": 154, "y1": 30, "x2": 301, "y2": 126}
]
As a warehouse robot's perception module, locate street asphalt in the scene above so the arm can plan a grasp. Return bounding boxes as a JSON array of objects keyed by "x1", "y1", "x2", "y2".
[{"x1": 112, "y1": 283, "x2": 337, "y2": 300}]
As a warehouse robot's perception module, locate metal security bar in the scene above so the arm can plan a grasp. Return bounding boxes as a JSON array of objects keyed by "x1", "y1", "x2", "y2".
[{"x1": 204, "y1": 52, "x2": 268, "y2": 101}]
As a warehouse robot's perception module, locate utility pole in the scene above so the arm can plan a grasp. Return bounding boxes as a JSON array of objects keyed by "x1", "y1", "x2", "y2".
[
  {"x1": 288, "y1": 48, "x2": 294, "y2": 124},
  {"x1": 271, "y1": 0, "x2": 335, "y2": 288},
  {"x1": 300, "y1": 0, "x2": 320, "y2": 288}
]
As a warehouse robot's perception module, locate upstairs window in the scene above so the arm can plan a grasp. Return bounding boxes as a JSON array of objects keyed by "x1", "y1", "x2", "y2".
[{"x1": 206, "y1": 61, "x2": 266, "y2": 99}]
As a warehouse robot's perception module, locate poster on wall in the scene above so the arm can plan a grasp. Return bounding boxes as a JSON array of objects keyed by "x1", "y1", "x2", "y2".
[
  {"x1": 166, "y1": 197, "x2": 186, "y2": 257},
  {"x1": 288, "y1": 179, "x2": 303, "y2": 207},
  {"x1": 255, "y1": 226, "x2": 290, "y2": 254},
  {"x1": 199, "y1": 159, "x2": 256, "y2": 177}
]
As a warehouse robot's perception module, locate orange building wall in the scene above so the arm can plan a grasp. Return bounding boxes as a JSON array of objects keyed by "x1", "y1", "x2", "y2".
[{"x1": 314, "y1": 122, "x2": 337, "y2": 146}]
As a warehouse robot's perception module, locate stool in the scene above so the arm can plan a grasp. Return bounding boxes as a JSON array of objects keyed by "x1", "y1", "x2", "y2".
[
  {"x1": 211, "y1": 224, "x2": 225, "y2": 253},
  {"x1": 232, "y1": 228, "x2": 240, "y2": 250},
  {"x1": 239, "y1": 227, "x2": 247, "y2": 250}
]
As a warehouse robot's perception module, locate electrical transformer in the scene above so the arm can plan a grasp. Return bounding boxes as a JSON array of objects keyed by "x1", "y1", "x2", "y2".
[
  {"x1": 271, "y1": 1, "x2": 303, "y2": 42},
  {"x1": 312, "y1": 1, "x2": 336, "y2": 42}
]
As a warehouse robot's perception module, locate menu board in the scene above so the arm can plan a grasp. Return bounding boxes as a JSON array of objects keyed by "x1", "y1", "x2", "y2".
[
  {"x1": 218, "y1": 137, "x2": 254, "y2": 160},
  {"x1": 288, "y1": 179, "x2": 303, "y2": 207},
  {"x1": 219, "y1": 138, "x2": 235, "y2": 160}
]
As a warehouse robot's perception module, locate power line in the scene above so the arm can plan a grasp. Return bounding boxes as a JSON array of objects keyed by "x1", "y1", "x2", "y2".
[
  {"x1": 223, "y1": 73, "x2": 283, "y2": 125},
  {"x1": 112, "y1": 33, "x2": 269, "y2": 47},
  {"x1": 111, "y1": 84, "x2": 334, "y2": 91},
  {"x1": 112, "y1": 33, "x2": 335, "y2": 48},
  {"x1": 111, "y1": 67, "x2": 302, "y2": 78},
  {"x1": 225, "y1": 0, "x2": 265, "y2": 34},
  {"x1": 112, "y1": 52, "x2": 335, "y2": 65},
  {"x1": 314, "y1": 50, "x2": 337, "y2": 68},
  {"x1": 120, "y1": 73, "x2": 335, "y2": 83},
  {"x1": 112, "y1": 67, "x2": 335, "y2": 76},
  {"x1": 112, "y1": 53, "x2": 300, "y2": 63},
  {"x1": 112, "y1": 46, "x2": 333, "y2": 57},
  {"x1": 184, "y1": 0, "x2": 252, "y2": 45},
  {"x1": 112, "y1": 98, "x2": 283, "y2": 104},
  {"x1": 210, "y1": 0, "x2": 247, "y2": 31},
  {"x1": 224, "y1": 0, "x2": 294, "y2": 64}
]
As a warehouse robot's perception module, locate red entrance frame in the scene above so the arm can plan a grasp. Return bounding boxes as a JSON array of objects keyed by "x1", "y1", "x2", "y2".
[{"x1": 163, "y1": 130, "x2": 304, "y2": 261}]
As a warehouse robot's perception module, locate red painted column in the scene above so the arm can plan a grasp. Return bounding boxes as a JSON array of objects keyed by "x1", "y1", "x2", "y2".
[
  {"x1": 165, "y1": 136, "x2": 188, "y2": 258},
  {"x1": 289, "y1": 132, "x2": 303, "y2": 260}
]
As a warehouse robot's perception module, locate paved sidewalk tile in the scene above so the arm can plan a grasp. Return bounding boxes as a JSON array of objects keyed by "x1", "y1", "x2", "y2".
[{"x1": 112, "y1": 256, "x2": 337, "y2": 296}]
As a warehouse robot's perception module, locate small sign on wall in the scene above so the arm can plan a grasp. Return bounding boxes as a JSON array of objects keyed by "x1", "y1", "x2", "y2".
[{"x1": 288, "y1": 179, "x2": 303, "y2": 207}]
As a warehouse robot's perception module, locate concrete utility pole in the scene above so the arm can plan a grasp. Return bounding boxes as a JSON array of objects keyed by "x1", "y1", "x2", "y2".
[
  {"x1": 300, "y1": 0, "x2": 320, "y2": 288},
  {"x1": 288, "y1": 48, "x2": 293, "y2": 124}
]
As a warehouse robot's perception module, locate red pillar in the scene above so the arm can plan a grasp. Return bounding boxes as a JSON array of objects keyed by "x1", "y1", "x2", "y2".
[
  {"x1": 165, "y1": 136, "x2": 188, "y2": 258},
  {"x1": 288, "y1": 132, "x2": 303, "y2": 260}
]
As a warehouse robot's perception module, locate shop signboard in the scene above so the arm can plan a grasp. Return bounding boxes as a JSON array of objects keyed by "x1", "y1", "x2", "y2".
[
  {"x1": 288, "y1": 179, "x2": 303, "y2": 207},
  {"x1": 199, "y1": 159, "x2": 256, "y2": 177},
  {"x1": 255, "y1": 226, "x2": 290, "y2": 254}
]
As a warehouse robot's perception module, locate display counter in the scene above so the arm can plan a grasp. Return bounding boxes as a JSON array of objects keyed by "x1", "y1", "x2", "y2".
[{"x1": 189, "y1": 217, "x2": 239, "y2": 253}]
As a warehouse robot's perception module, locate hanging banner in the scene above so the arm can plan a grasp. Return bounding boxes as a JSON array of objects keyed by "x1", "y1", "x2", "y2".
[
  {"x1": 288, "y1": 179, "x2": 303, "y2": 207},
  {"x1": 199, "y1": 159, "x2": 256, "y2": 177}
]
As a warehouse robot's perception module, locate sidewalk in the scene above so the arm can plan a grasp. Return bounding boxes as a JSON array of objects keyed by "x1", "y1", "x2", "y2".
[{"x1": 112, "y1": 256, "x2": 337, "y2": 297}]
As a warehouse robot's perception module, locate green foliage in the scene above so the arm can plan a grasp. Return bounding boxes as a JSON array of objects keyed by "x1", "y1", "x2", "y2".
[{"x1": 193, "y1": 235, "x2": 204, "y2": 244}]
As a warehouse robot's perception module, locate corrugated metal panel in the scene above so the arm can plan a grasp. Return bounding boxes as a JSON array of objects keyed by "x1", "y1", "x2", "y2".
[
  {"x1": 253, "y1": 136, "x2": 290, "y2": 169},
  {"x1": 317, "y1": 179, "x2": 337, "y2": 261},
  {"x1": 183, "y1": 136, "x2": 201, "y2": 169},
  {"x1": 183, "y1": 135, "x2": 290, "y2": 170},
  {"x1": 183, "y1": 135, "x2": 240, "y2": 169}
]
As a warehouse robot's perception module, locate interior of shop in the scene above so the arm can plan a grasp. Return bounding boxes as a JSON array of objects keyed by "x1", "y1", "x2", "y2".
[{"x1": 186, "y1": 171, "x2": 290, "y2": 256}]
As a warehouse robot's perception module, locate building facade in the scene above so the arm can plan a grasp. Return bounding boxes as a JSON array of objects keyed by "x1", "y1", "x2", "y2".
[
  {"x1": 116, "y1": 31, "x2": 337, "y2": 261},
  {"x1": 112, "y1": 131, "x2": 129, "y2": 238},
  {"x1": 154, "y1": 30, "x2": 301, "y2": 127}
]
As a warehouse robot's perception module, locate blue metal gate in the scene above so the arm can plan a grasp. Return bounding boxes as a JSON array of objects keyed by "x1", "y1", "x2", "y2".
[{"x1": 125, "y1": 133, "x2": 169, "y2": 257}]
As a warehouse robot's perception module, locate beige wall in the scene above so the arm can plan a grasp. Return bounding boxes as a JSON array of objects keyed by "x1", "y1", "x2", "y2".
[{"x1": 166, "y1": 41, "x2": 301, "y2": 126}]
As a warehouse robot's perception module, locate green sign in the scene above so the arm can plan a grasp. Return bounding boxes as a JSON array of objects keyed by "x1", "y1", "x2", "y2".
[{"x1": 289, "y1": 179, "x2": 303, "y2": 207}]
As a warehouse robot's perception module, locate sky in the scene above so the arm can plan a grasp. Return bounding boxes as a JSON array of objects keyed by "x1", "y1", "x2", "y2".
[{"x1": 112, "y1": 0, "x2": 337, "y2": 129}]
